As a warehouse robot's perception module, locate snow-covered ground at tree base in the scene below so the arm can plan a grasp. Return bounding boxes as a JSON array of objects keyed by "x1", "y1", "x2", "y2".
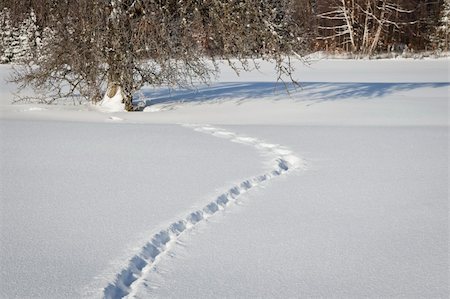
[{"x1": 0, "y1": 58, "x2": 448, "y2": 298}]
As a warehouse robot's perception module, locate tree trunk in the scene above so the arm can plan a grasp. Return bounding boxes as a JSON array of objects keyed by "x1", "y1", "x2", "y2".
[
  {"x1": 361, "y1": 0, "x2": 371, "y2": 53},
  {"x1": 105, "y1": 0, "x2": 134, "y2": 111},
  {"x1": 368, "y1": 0, "x2": 387, "y2": 55},
  {"x1": 104, "y1": 81, "x2": 134, "y2": 112},
  {"x1": 122, "y1": 89, "x2": 133, "y2": 111},
  {"x1": 341, "y1": 0, "x2": 357, "y2": 52}
]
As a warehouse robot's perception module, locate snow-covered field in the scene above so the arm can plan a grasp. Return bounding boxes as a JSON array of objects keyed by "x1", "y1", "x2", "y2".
[{"x1": 0, "y1": 59, "x2": 448, "y2": 298}]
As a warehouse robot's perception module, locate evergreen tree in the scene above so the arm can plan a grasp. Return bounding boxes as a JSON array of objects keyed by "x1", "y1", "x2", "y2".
[{"x1": 433, "y1": 0, "x2": 450, "y2": 50}]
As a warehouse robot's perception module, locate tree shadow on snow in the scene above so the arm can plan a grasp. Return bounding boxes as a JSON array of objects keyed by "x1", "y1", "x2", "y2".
[{"x1": 138, "y1": 82, "x2": 449, "y2": 108}]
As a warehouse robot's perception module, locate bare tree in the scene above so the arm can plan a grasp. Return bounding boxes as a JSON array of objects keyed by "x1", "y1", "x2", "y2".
[
  {"x1": 5, "y1": 0, "x2": 307, "y2": 111},
  {"x1": 316, "y1": 0, "x2": 417, "y2": 55}
]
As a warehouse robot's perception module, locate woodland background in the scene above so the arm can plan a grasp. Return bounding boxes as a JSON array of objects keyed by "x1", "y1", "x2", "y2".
[{"x1": 1, "y1": 0, "x2": 449, "y2": 64}]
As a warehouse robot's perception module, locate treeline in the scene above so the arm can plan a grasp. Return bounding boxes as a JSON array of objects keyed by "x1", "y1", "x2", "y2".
[
  {"x1": 1, "y1": 0, "x2": 449, "y2": 64},
  {"x1": 296, "y1": 0, "x2": 449, "y2": 54}
]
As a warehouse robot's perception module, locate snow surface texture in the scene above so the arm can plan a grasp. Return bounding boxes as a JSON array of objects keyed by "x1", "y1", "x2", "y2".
[
  {"x1": 0, "y1": 59, "x2": 448, "y2": 298},
  {"x1": 0, "y1": 121, "x2": 265, "y2": 298},
  {"x1": 132, "y1": 126, "x2": 448, "y2": 298},
  {"x1": 103, "y1": 125, "x2": 304, "y2": 299}
]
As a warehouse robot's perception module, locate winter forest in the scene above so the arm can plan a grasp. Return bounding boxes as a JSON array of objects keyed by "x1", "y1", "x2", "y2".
[{"x1": 2, "y1": 0, "x2": 449, "y2": 64}]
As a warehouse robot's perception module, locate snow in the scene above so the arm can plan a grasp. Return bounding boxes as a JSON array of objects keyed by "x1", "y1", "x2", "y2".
[
  {"x1": 134, "y1": 126, "x2": 447, "y2": 298},
  {"x1": 0, "y1": 121, "x2": 263, "y2": 298},
  {"x1": 99, "y1": 87, "x2": 126, "y2": 113},
  {"x1": 0, "y1": 58, "x2": 448, "y2": 298},
  {"x1": 103, "y1": 124, "x2": 304, "y2": 299},
  {"x1": 2, "y1": 59, "x2": 448, "y2": 127}
]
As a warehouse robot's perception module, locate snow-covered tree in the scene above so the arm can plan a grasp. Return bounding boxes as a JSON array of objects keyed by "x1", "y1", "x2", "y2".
[
  {"x1": 0, "y1": 8, "x2": 39, "y2": 63},
  {"x1": 8, "y1": 0, "x2": 307, "y2": 111},
  {"x1": 432, "y1": 0, "x2": 450, "y2": 51}
]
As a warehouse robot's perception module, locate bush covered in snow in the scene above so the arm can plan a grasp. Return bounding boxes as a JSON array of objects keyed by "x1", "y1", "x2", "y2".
[{"x1": 0, "y1": 8, "x2": 41, "y2": 63}]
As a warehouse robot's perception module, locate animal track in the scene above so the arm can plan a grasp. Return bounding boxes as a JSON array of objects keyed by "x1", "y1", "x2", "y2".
[{"x1": 102, "y1": 124, "x2": 304, "y2": 299}]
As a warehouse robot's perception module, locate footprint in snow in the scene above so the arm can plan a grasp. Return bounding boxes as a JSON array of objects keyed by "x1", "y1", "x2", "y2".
[{"x1": 107, "y1": 116, "x2": 124, "y2": 122}]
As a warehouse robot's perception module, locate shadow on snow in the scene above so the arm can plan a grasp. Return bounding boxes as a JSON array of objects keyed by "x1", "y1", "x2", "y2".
[{"x1": 136, "y1": 82, "x2": 449, "y2": 108}]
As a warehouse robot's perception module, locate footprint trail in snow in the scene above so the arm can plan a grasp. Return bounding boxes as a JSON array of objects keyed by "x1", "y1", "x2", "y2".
[{"x1": 102, "y1": 124, "x2": 305, "y2": 299}]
